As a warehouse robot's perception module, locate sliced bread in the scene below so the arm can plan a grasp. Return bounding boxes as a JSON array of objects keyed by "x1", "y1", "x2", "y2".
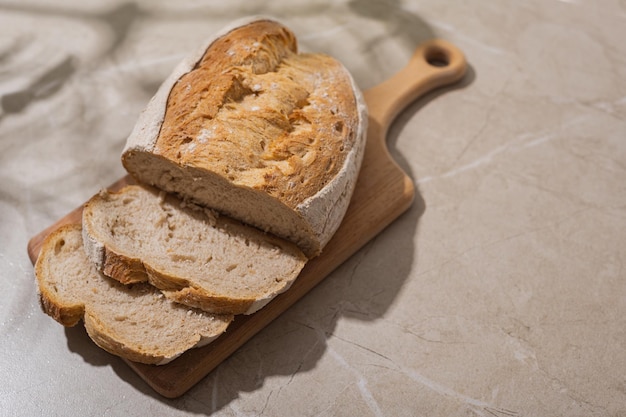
[
  {"x1": 35, "y1": 224, "x2": 232, "y2": 365},
  {"x1": 82, "y1": 185, "x2": 308, "y2": 315},
  {"x1": 121, "y1": 17, "x2": 368, "y2": 258}
]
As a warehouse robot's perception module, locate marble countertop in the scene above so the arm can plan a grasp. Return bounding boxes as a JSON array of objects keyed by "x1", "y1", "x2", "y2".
[{"x1": 1, "y1": 1, "x2": 625, "y2": 415}]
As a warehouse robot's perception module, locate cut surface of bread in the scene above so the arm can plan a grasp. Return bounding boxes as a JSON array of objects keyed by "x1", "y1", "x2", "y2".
[
  {"x1": 82, "y1": 185, "x2": 308, "y2": 315},
  {"x1": 35, "y1": 224, "x2": 232, "y2": 365},
  {"x1": 122, "y1": 17, "x2": 367, "y2": 257}
]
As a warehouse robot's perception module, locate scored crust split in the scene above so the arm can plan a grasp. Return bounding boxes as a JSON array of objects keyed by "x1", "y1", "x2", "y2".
[{"x1": 122, "y1": 16, "x2": 368, "y2": 258}]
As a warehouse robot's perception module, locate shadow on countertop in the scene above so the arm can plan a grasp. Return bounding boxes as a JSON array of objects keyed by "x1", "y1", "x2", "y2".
[{"x1": 49, "y1": 1, "x2": 477, "y2": 414}]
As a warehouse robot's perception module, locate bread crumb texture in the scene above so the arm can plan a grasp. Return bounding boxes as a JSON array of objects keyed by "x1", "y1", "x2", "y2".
[
  {"x1": 35, "y1": 224, "x2": 232, "y2": 364},
  {"x1": 84, "y1": 185, "x2": 307, "y2": 314},
  {"x1": 155, "y1": 20, "x2": 358, "y2": 208}
]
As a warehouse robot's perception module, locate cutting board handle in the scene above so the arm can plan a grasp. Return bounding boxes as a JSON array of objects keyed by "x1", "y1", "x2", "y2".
[{"x1": 364, "y1": 39, "x2": 467, "y2": 132}]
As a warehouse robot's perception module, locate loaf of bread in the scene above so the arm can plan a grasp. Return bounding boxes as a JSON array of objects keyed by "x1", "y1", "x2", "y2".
[
  {"x1": 33, "y1": 17, "x2": 368, "y2": 366},
  {"x1": 121, "y1": 17, "x2": 367, "y2": 258},
  {"x1": 35, "y1": 224, "x2": 233, "y2": 365},
  {"x1": 82, "y1": 185, "x2": 307, "y2": 315}
]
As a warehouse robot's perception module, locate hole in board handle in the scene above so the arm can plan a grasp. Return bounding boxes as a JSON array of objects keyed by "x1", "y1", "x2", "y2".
[{"x1": 425, "y1": 46, "x2": 450, "y2": 67}]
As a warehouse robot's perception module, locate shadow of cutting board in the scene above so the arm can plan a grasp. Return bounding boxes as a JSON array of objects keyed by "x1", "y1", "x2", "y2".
[{"x1": 27, "y1": 39, "x2": 467, "y2": 398}]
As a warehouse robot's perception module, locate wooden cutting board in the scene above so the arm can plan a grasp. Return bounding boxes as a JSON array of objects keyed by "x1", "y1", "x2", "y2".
[{"x1": 27, "y1": 39, "x2": 467, "y2": 398}]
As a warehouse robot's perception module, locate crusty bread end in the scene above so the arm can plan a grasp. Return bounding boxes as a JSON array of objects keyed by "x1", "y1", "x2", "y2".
[{"x1": 35, "y1": 224, "x2": 232, "y2": 365}]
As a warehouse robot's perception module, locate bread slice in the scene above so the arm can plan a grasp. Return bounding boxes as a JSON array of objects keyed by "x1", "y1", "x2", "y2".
[
  {"x1": 35, "y1": 224, "x2": 232, "y2": 365},
  {"x1": 121, "y1": 16, "x2": 367, "y2": 258},
  {"x1": 82, "y1": 185, "x2": 307, "y2": 315}
]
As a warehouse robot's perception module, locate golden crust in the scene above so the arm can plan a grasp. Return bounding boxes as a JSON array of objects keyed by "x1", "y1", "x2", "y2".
[
  {"x1": 154, "y1": 20, "x2": 359, "y2": 209},
  {"x1": 142, "y1": 263, "x2": 256, "y2": 315},
  {"x1": 35, "y1": 224, "x2": 85, "y2": 327},
  {"x1": 100, "y1": 246, "x2": 147, "y2": 285}
]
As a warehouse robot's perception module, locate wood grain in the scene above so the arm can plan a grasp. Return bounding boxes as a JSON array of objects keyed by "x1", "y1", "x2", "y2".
[{"x1": 27, "y1": 39, "x2": 466, "y2": 398}]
